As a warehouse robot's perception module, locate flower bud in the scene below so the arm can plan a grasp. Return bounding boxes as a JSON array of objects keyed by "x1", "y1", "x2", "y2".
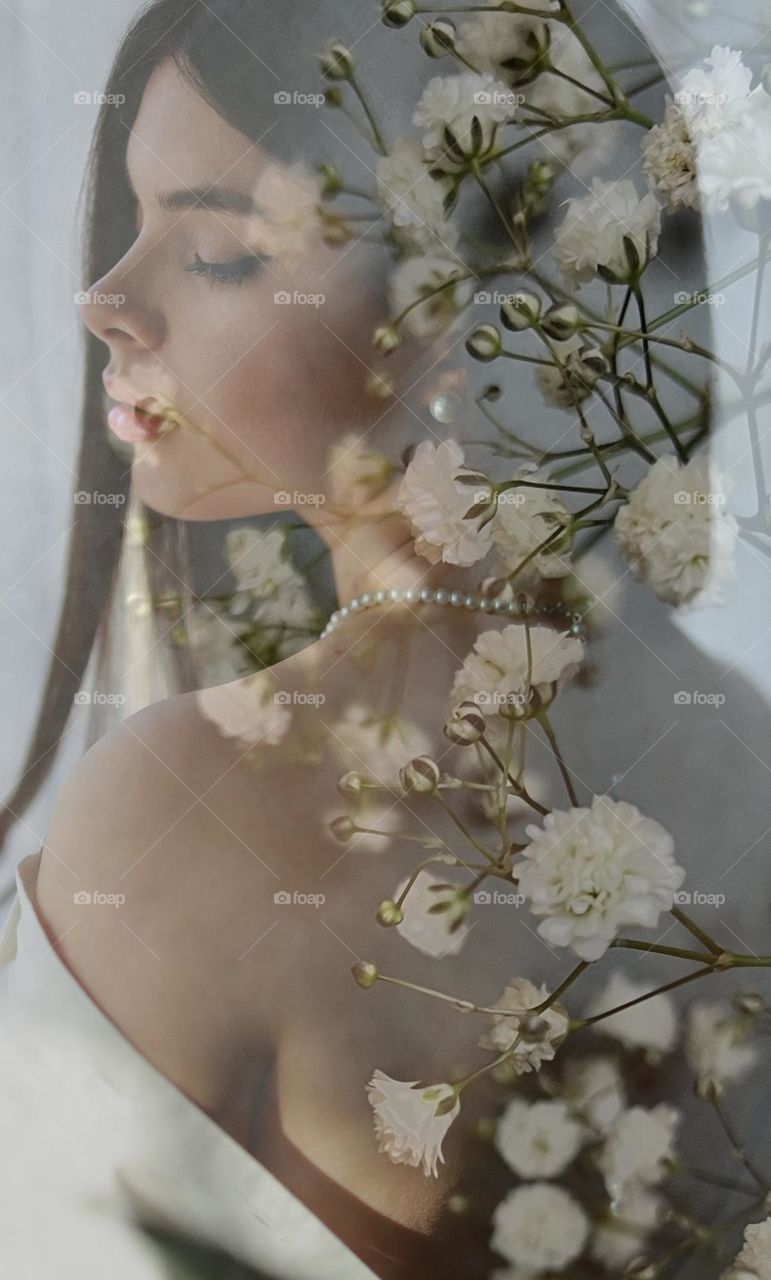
[
  {"x1": 330, "y1": 815, "x2": 357, "y2": 841},
  {"x1": 466, "y1": 324, "x2": 502, "y2": 362},
  {"x1": 365, "y1": 370, "x2": 396, "y2": 400},
  {"x1": 735, "y1": 990, "x2": 766, "y2": 1017},
  {"x1": 578, "y1": 345, "x2": 610, "y2": 377},
  {"x1": 376, "y1": 899, "x2": 405, "y2": 926},
  {"x1": 540, "y1": 302, "x2": 585, "y2": 341},
  {"x1": 352, "y1": 960, "x2": 379, "y2": 988},
  {"x1": 337, "y1": 770, "x2": 364, "y2": 797},
  {"x1": 319, "y1": 42, "x2": 355, "y2": 79},
  {"x1": 374, "y1": 323, "x2": 401, "y2": 354},
  {"x1": 420, "y1": 19, "x2": 456, "y2": 57},
  {"x1": 317, "y1": 162, "x2": 343, "y2": 198},
  {"x1": 382, "y1": 0, "x2": 415, "y2": 27},
  {"x1": 324, "y1": 86, "x2": 344, "y2": 109},
  {"x1": 444, "y1": 701, "x2": 486, "y2": 744},
  {"x1": 500, "y1": 291, "x2": 542, "y2": 332},
  {"x1": 400, "y1": 755, "x2": 441, "y2": 793}
]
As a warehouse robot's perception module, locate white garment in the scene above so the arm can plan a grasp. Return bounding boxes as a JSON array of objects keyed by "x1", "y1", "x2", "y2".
[{"x1": 0, "y1": 851, "x2": 376, "y2": 1280}]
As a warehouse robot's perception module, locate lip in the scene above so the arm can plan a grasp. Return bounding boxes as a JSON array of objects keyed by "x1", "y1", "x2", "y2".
[{"x1": 103, "y1": 372, "x2": 178, "y2": 443}]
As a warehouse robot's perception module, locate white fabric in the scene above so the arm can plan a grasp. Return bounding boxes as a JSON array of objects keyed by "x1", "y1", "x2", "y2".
[{"x1": 0, "y1": 851, "x2": 377, "y2": 1280}]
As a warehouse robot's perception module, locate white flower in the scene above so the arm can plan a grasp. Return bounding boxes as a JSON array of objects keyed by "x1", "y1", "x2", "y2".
[
  {"x1": 587, "y1": 971, "x2": 678, "y2": 1056},
  {"x1": 395, "y1": 869, "x2": 470, "y2": 957},
  {"x1": 728, "y1": 1217, "x2": 771, "y2": 1280},
  {"x1": 491, "y1": 471, "x2": 573, "y2": 583},
  {"x1": 515, "y1": 797, "x2": 685, "y2": 961},
  {"x1": 643, "y1": 100, "x2": 700, "y2": 211},
  {"x1": 615, "y1": 454, "x2": 737, "y2": 608},
  {"x1": 376, "y1": 138, "x2": 457, "y2": 249},
  {"x1": 492, "y1": 1183, "x2": 589, "y2": 1272},
  {"x1": 196, "y1": 672, "x2": 292, "y2": 748},
  {"x1": 398, "y1": 438, "x2": 494, "y2": 565},
  {"x1": 685, "y1": 999, "x2": 759, "y2": 1097},
  {"x1": 455, "y1": 0, "x2": 559, "y2": 84},
  {"x1": 185, "y1": 604, "x2": 255, "y2": 684},
  {"x1": 591, "y1": 1185, "x2": 663, "y2": 1270},
  {"x1": 599, "y1": 1105, "x2": 680, "y2": 1203},
  {"x1": 479, "y1": 976, "x2": 568, "y2": 1074},
  {"x1": 414, "y1": 72, "x2": 516, "y2": 170},
  {"x1": 553, "y1": 178, "x2": 661, "y2": 288},
  {"x1": 495, "y1": 1099, "x2": 584, "y2": 1179},
  {"x1": 250, "y1": 162, "x2": 323, "y2": 258},
  {"x1": 450, "y1": 623, "x2": 584, "y2": 718},
  {"x1": 644, "y1": 48, "x2": 763, "y2": 212},
  {"x1": 226, "y1": 526, "x2": 318, "y2": 656},
  {"x1": 535, "y1": 335, "x2": 602, "y2": 409},
  {"x1": 699, "y1": 93, "x2": 771, "y2": 221},
  {"x1": 523, "y1": 28, "x2": 618, "y2": 177},
  {"x1": 390, "y1": 253, "x2": 474, "y2": 340},
  {"x1": 328, "y1": 433, "x2": 394, "y2": 510},
  {"x1": 330, "y1": 704, "x2": 432, "y2": 790},
  {"x1": 677, "y1": 46, "x2": 758, "y2": 137},
  {"x1": 562, "y1": 1054, "x2": 626, "y2": 1131},
  {"x1": 367, "y1": 1071, "x2": 460, "y2": 1177}
]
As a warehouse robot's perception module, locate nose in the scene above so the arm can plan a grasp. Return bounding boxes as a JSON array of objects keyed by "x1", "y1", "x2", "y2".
[{"x1": 80, "y1": 255, "x2": 165, "y2": 352}]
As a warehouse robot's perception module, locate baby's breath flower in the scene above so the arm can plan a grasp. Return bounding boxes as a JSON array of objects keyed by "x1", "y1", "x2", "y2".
[
  {"x1": 553, "y1": 178, "x2": 661, "y2": 288},
  {"x1": 480, "y1": 976, "x2": 569, "y2": 1073},
  {"x1": 599, "y1": 1105, "x2": 680, "y2": 1204},
  {"x1": 492, "y1": 1183, "x2": 589, "y2": 1272},
  {"x1": 367, "y1": 1072, "x2": 460, "y2": 1177},
  {"x1": 495, "y1": 1099, "x2": 584, "y2": 1179}
]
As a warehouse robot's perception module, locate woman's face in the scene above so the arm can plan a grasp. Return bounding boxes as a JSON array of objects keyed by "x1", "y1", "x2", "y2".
[{"x1": 83, "y1": 58, "x2": 382, "y2": 520}]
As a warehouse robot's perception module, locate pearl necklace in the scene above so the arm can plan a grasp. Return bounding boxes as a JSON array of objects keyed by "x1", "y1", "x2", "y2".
[{"x1": 320, "y1": 585, "x2": 584, "y2": 639}]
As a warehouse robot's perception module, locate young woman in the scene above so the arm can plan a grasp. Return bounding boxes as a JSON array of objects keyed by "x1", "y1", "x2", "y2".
[{"x1": 2, "y1": 3, "x2": 770, "y2": 1278}]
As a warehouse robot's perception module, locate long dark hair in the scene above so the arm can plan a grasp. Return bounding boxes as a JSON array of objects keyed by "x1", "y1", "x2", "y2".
[{"x1": 0, "y1": 0, "x2": 365, "y2": 854}]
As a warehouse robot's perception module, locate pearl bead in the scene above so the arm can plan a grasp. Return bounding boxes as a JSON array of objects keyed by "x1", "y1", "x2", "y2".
[
  {"x1": 450, "y1": 590, "x2": 465, "y2": 607},
  {"x1": 420, "y1": 587, "x2": 434, "y2": 602}
]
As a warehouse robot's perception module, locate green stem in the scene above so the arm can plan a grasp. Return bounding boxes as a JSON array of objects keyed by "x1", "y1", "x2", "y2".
[
  {"x1": 573, "y1": 966, "x2": 717, "y2": 1030},
  {"x1": 537, "y1": 711, "x2": 579, "y2": 807},
  {"x1": 671, "y1": 905, "x2": 723, "y2": 957}
]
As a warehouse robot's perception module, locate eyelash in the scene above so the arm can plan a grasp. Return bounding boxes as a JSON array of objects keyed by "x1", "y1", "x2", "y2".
[{"x1": 186, "y1": 253, "x2": 264, "y2": 286}]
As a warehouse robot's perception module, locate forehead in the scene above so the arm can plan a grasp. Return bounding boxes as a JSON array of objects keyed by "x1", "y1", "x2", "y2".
[{"x1": 126, "y1": 57, "x2": 265, "y2": 194}]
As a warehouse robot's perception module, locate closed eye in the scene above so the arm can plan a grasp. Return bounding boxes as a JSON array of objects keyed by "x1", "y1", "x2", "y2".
[{"x1": 186, "y1": 253, "x2": 266, "y2": 286}]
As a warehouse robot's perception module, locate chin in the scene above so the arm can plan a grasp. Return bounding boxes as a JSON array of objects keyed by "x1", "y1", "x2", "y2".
[{"x1": 131, "y1": 457, "x2": 286, "y2": 522}]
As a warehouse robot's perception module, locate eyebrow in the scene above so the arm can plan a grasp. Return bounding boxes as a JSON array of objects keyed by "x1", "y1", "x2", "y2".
[{"x1": 155, "y1": 185, "x2": 257, "y2": 215}]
